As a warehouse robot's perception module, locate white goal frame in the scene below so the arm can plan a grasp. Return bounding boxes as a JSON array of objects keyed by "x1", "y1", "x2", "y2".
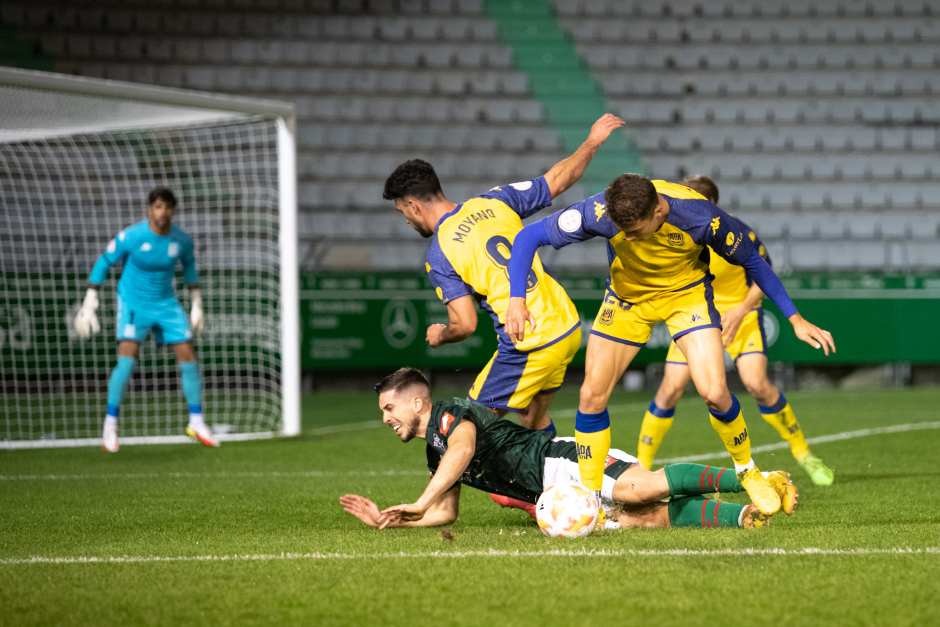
[{"x1": 0, "y1": 67, "x2": 300, "y2": 447}]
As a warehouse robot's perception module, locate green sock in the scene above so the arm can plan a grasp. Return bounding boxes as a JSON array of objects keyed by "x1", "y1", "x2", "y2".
[
  {"x1": 667, "y1": 496, "x2": 744, "y2": 528},
  {"x1": 663, "y1": 463, "x2": 742, "y2": 497}
]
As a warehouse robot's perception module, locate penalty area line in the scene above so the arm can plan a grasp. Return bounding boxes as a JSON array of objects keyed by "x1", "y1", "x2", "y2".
[{"x1": 2, "y1": 547, "x2": 939, "y2": 566}]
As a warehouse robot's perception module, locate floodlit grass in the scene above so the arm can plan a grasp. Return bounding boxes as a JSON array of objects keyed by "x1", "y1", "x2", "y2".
[{"x1": 2, "y1": 386, "x2": 939, "y2": 626}]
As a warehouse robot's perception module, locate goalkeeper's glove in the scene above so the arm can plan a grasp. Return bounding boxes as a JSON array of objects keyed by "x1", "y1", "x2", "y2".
[
  {"x1": 189, "y1": 288, "x2": 205, "y2": 335},
  {"x1": 74, "y1": 288, "x2": 100, "y2": 338}
]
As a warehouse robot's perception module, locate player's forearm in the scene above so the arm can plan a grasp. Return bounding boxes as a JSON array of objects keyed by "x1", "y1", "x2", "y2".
[
  {"x1": 742, "y1": 251, "x2": 798, "y2": 318},
  {"x1": 543, "y1": 139, "x2": 603, "y2": 199},
  {"x1": 739, "y1": 282, "x2": 765, "y2": 311},
  {"x1": 438, "y1": 324, "x2": 473, "y2": 344},
  {"x1": 87, "y1": 255, "x2": 112, "y2": 286},
  {"x1": 509, "y1": 221, "x2": 551, "y2": 298},
  {"x1": 390, "y1": 508, "x2": 457, "y2": 528},
  {"x1": 416, "y1": 444, "x2": 473, "y2": 511}
]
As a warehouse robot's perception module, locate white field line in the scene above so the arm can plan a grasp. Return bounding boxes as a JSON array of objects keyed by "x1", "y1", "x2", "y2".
[
  {"x1": 658, "y1": 420, "x2": 940, "y2": 464},
  {"x1": 2, "y1": 420, "x2": 938, "y2": 483},
  {"x1": 2, "y1": 547, "x2": 938, "y2": 567}
]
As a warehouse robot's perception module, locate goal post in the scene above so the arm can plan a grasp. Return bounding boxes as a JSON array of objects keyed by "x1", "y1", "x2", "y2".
[{"x1": 0, "y1": 67, "x2": 299, "y2": 448}]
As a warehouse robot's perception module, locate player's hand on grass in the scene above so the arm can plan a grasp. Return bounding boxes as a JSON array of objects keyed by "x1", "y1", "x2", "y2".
[
  {"x1": 586, "y1": 113, "x2": 626, "y2": 149},
  {"x1": 189, "y1": 288, "x2": 205, "y2": 335},
  {"x1": 73, "y1": 288, "x2": 100, "y2": 338},
  {"x1": 426, "y1": 323, "x2": 447, "y2": 348},
  {"x1": 720, "y1": 305, "x2": 748, "y2": 347},
  {"x1": 506, "y1": 297, "x2": 536, "y2": 344},
  {"x1": 378, "y1": 502, "x2": 425, "y2": 529},
  {"x1": 789, "y1": 314, "x2": 836, "y2": 356},
  {"x1": 339, "y1": 494, "x2": 384, "y2": 529}
]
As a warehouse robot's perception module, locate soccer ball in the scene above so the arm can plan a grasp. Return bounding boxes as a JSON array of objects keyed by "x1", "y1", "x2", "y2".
[{"x1": 535, "y1": 482, "x2": 600, "y2": 538}]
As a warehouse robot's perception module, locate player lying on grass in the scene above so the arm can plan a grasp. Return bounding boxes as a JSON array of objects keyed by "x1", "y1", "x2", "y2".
[
  {"x1": 73, "y1": 187, "x2": 217, "y2": 452},
  {"x1": 505, "y1": 173, "x2": 834, "y2": 516},
  {"x1": 637, "y1": 176, "x2": 834, "y2": 486},
  {"x1": 339, "y1": 368, "x2": 797, "y2": 531}
]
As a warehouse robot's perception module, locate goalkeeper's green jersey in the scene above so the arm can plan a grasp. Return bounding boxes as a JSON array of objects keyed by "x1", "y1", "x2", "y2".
[{"x1": 425, "y1": 397, "x2": 554, "y2": 503}]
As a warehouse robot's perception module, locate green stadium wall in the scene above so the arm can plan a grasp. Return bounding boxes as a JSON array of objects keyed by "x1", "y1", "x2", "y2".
[{"x1": 301, "y1": 271, "x2": 940, "y2": 370}]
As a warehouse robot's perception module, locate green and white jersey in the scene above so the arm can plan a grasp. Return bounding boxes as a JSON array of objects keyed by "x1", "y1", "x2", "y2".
[{"x1": 425, "y1": 397, "x2": 553, "y2": 504}]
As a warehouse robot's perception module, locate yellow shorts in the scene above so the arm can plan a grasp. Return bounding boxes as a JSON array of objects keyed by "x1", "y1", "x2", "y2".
[
  {"x1": 665, "y1": 308, "x2": 766, "y2": 364},
  {"x1": 590, "y1": 280, "x2": 720, "y2": 347},
  {"x1": 469, "y1": 323, "x2": 581, "y2": 412}
]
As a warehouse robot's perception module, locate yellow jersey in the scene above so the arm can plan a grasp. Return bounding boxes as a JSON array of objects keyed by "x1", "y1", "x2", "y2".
[
  {"x1": 425, "y1": 177, "x2": 580, "y2": 353},
  {"x1": 543, "y1": 180, "x2": 763, "y2": 304},
  {"x1": 709, "y1": 225, "x2": 771, "y2": 312}
]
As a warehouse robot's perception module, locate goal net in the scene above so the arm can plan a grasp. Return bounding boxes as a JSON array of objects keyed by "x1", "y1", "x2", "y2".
[{"x1": 0, "y1": 68, "x2": 299, "y2": 448}]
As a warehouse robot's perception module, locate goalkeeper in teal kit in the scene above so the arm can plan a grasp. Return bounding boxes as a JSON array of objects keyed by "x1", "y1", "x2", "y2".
[{"x1": 74, "y1": 187, "x2": 218, "y2": 452}]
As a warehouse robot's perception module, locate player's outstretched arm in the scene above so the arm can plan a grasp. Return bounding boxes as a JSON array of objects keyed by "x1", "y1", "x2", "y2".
[
  {"x1": 543, "y1": 113, "x2": 625, "y2": 199},
  {"x1": 340, "y1": 485, "x2": 461, "y2": 529},
  {"x1": 379, "y1": 421, "x2": 476, "y2": 528},
  {"x1": 506, "y1": 221, "x2": 554, "y2": 343}
]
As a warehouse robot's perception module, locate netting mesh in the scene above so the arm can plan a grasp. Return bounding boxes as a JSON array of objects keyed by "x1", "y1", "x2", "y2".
[{"x1": 0, "y1": 117, "x2": 283, "y2": 442}]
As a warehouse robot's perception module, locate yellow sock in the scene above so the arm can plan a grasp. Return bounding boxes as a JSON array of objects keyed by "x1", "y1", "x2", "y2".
[
  {"x1": 574, "y1": 428, "x2": 610, "y2": 491},
  {"x1": 759, "y1": 396, "x2": 810, "y2": 461},
  {"x1": 636, "y1": 403, "x2": 675, "y2": 469},
  {"x1": 707, "y1": 396, "x2": 752, "y2": 469}
]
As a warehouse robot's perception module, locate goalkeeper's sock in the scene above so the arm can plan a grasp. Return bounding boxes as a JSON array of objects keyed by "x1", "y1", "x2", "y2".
[
  {"x1": 636, "y1": 401, "x2": 675, "y2": 469},
  {"x1": 106, "y1": 356, "x2": 136, "y2": 419},
  {"x1": 663, "y1": 463, "x2": 743, "y2": 497},
  {"x1": 178, "y1": 361, "x2": 203, "y2": 423},
  {"x1": 667, "y1": 495, "x2": 744, "y2": 528},
  {"x1": 759, "y1": 394, "x2": 811, "y2": 461},
  {"x1": 707, "y1": 395, "x2": 755, "y2": 473},
  {"x1": 574, "y1": 409, "x2": 611, "y2": 492}
]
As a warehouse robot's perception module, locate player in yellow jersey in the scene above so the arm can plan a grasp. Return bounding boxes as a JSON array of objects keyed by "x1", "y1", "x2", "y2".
[
  {"x1": 506, "y1": 174, "x2": 835, "y2": 515},
  {"x1": 637, "y1": 176, "x2": 834, "y2": 486},
  {"x1": 382, "y1": 113, "x2": 625, "y2": 444}
]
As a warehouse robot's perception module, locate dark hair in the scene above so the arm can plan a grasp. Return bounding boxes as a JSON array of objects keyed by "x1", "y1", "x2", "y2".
[
  {"x1": 374, "y1": 367, "x2": 431, "y2": 395},
  {"x1": 604, "y1": 173, "x2": 658, "y2": 229},
  {"x1": 382, "y1": 159, "x2": 443, "y2": 201},
  {"x1": 682, "y1": 175, "x2": 719, "y2": 203},
  {"x1": 148, "y1": 187, "x2": 177, "y2": 208}
]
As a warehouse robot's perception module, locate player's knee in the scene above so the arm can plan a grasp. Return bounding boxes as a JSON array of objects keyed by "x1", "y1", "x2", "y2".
[
  {"x1": 655, "y1": 382, "x2": 684, "y2": 408},
  {"x1": 697, "y1": 383, "x2": 730, "y2": 409},
  {"x1": 578, "y1": 384, "x2": 609, "y2": 413}
]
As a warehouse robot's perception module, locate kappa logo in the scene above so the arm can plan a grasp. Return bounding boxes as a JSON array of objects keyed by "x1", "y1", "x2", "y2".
[
  {"x1": 691, "y1": 313, "x2": 702, "y2": 323},
  {"x1": 440, "y1": 412, "x2": 456, "y2": 436},
  {"x1": 593, "y1": 201, "x2": 606, "y2": 221},
  {"x1": 710, "y1": 217, "x2": 721, "y2": 235},
  {"x1": 733, "y1": 428, "x2": 749, "y2": 447},
  {"x1": 667, "y1": 232, "x2": 684, "y2": 247}
]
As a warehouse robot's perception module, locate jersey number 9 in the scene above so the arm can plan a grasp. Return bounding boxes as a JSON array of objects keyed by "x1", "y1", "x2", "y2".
[{"x1": 486, "y1": 235, "x2": 538, "y2": 291}]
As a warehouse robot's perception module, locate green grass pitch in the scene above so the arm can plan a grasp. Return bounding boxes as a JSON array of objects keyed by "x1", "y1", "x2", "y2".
[{"x1": 2, "y1": 386, "x2": 939, "y2": 626}]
